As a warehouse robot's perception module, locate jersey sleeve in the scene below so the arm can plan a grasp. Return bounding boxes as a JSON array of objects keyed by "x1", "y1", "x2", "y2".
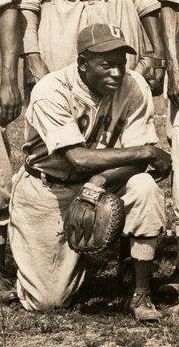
[
  {"x1": 120, "y1": 71, "x2": 158, "y2": 147},
  {"x1": 26, "y1": 74, "x2": 85, "y2": 155},
  {"x1": 19, "y1": 0, "x2": 41, "y2": 54},
  {"x1": 133, "y1": 0, "x2": 161, "y2": 18},
  {"x1": 18, "y1": 0, "x2": 41, "y2": 12}
]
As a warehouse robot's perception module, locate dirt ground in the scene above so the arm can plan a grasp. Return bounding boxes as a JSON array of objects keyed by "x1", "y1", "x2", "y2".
[{"x1": 1, "y1": 96, "x2": 179, "y2": 347}]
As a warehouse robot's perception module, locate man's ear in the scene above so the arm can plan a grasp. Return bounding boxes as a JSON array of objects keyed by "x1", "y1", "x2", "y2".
[{"x1": 77, "y1": 54, "x2": 88, "y2": 73}]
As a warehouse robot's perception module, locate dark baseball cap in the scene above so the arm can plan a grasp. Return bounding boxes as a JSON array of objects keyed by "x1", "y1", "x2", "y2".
[{"x1": 77, "y1": 23, "x2": 136, "y2": 55}]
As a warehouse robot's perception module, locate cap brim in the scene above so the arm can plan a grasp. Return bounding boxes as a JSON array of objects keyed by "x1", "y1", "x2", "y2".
[{"x1": 88, "y1": 39, "x2": 136, "y2": 55}]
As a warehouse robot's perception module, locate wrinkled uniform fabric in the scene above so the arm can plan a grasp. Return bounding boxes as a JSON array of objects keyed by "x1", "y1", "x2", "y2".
[
  {"x1": 9, "y1": 65, "x2": 165, "y2": 311},
  {"x1": 19, "y1": 0, "x2": 161, "y2": 71},
  {"x1": 160, "y1": 0, "x2": 179, "y2": 235},
  {"x1": 0, "y1": 0, "x2": 19, "y2": 224}
]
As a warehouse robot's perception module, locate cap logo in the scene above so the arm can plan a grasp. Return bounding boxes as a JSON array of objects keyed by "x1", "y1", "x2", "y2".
[{"x1": 109, "y1": 25, "x2": 121, "y2": 38}]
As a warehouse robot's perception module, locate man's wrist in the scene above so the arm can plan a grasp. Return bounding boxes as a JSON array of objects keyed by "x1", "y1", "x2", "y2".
[{"x1": 142, "y1": 145, "x2": 156, "y2": 161}]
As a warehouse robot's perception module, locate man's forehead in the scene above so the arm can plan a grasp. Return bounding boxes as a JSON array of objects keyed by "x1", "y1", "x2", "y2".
[{"x1": 95, "y1": 50, "x2": 126, "y2": 62}]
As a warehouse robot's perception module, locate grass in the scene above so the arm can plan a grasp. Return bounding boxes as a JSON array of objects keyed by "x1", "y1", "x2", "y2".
[{"x1": 1, "y1": 95, "x2": 179, "y2": 347}]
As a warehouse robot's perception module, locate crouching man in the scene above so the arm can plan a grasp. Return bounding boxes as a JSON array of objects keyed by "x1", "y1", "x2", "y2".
[{"x1": 8, "y1": 24, "x2": 171, "y2": 320}]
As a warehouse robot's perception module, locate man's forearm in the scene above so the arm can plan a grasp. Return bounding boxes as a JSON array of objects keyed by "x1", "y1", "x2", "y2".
[
  {"x1": 141, "y1": 11, "x2": 165, "y2": 57},
  {"x1": 65, "y1": 145, "x2": 154, "y2": 173},
  {"x1": 89, "y1": 164, "x2": 147, "y2": 188},
  {"x1": 161, "y1": 4, "x2": 179, "y2": 69},
  {"x1": 0, "y1": 7, "x2": 20, "y2": 83}
]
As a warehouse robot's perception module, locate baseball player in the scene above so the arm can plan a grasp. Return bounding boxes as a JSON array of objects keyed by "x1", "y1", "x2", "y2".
[
  {"x1": 19, "y1": 0, "x2": 166, "y2": 95},
  {"x1": 158, "y1": 0, "x2": 179, "y2": 298},
  {"x1": 0, "y1": 0, "x2": 22, "y2": 302},
  {"x1": 9, "y1": 24, "x2": 171, "y2": 320}
]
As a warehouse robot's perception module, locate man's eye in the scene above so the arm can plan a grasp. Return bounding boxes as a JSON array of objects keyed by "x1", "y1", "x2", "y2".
[{"x1": 101, "y1": 64, "x2": 110, "y2": 69}]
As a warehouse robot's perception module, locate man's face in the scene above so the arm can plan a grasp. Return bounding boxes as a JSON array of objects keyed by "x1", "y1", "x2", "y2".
[{"x1": 83, "y1": 50, "x2": 127, "y2": 97}]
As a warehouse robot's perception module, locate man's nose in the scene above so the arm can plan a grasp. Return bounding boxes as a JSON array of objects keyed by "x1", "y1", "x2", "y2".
[{"x1": 109, "y1": 67, "x2": 121, "y2": 79}]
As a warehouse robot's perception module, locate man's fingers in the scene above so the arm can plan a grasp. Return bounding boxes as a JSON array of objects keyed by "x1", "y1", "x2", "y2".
[
  {"x1": 0, "y1": 105, "x2": 17, "y2": 127},
  {"x1": 144, "y1": 66, "x2": 165, "y2": 96},
  {"x1": 25, "y1": 67, "x2": 36, "y2": 85},
  {"x1": 6, "y1": 107, "x2": 15, "y2": 126},
  {"x1": 0, "y1": 98, "x2": 22, "y2": 127},
  {"x1": 154, "y1": 67, "x2": 165, "y2": 82}
]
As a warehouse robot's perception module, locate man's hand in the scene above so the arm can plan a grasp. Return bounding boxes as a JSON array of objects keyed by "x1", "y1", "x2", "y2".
[
  {"x1": 90, "y1": 174, "x2": 107, "y2": 188},
  {"x1": 89, "y1": 164, "x2": 148, "y2": 189},
  {"x1": 136, "y1": 56, "x2": 166, "y2": 96},
  {"x1": 149, "y1": 146, "x2": 172, "y2": 179},
  {"x1": 0, "y1": 81, "x2": 21, "y2": 127},
  {"x1": 167, "y1": 67, "x2": 179, "y2": 108},
  {"x1": 24, "y1": 53, "x2": 49, "y2": 89}
]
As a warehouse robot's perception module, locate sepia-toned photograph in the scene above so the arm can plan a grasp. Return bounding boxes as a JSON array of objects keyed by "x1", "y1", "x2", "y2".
[{"x1": 0, "y1": 0, "x2": 179, "y2": 346}]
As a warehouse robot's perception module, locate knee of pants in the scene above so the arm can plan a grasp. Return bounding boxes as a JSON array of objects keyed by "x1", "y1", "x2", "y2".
[
  {"x1": 17, "y1": 279, "x2": 67, "y2": 311},
  {"x1": 31, "y1": 292, "x2": 65, "y2": 311},
  {"x1": 126, "y1": 173, "x2": 163, "y2": 201}
]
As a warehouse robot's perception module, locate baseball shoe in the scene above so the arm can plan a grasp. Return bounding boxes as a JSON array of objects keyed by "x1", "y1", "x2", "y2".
[
  {"x1": 0, "y1": 275, "x2": 17, "y2": 303},
  {"x1": 130, "y1": 292, "x2": 162, "y2": 321}
]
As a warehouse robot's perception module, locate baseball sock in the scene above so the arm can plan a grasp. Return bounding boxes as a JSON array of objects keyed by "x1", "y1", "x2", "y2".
[
  {"x1": 134, "y1": 259, "x2": 151, "y2": 294},
  {"x1": 130, "y1": 237, "x2": 157, "y2": 294}
]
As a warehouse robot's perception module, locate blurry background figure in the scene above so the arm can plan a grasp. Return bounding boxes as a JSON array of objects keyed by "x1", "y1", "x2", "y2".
[
  {"x1": 0, "y1": 0, "x2": 22, "y2": 302},
  {"x1": 159, "y1": 0, "x2": 179, "y2": 302},
  {"x1": 19, "y1": 0, "x2": 165, "y2": 97}
]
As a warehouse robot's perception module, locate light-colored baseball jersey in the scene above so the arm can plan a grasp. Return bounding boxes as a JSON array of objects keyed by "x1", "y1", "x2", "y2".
[
  {"x1": 19, "y1": 0, "x2": 161, "y2": 71},
  {"x1": 24, "y1": 64, "x2": 158, "y2": 180}
]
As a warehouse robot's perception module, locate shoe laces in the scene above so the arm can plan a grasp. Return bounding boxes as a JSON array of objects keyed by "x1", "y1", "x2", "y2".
[{"x1": 132, "y1": 291, "x2": 154, "y2": 309}]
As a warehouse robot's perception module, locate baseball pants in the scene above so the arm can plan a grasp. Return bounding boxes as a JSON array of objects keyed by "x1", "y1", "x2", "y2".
[{"x1": 8, "y1": 167, "x2": 165, "y2": 311}]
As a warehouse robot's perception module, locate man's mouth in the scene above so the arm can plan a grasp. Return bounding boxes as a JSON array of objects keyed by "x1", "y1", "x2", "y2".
[
  {"x1": 105, "y1": 82, "x2": 119, "y2": 89},
  {"x1": 105, "y1": 80, "x2": 120, "y2": 87}
]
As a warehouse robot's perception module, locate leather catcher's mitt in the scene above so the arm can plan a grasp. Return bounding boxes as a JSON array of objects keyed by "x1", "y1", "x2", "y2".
[{"x1": 64, "y1": 182, "x2": 125, "y2": 255}]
